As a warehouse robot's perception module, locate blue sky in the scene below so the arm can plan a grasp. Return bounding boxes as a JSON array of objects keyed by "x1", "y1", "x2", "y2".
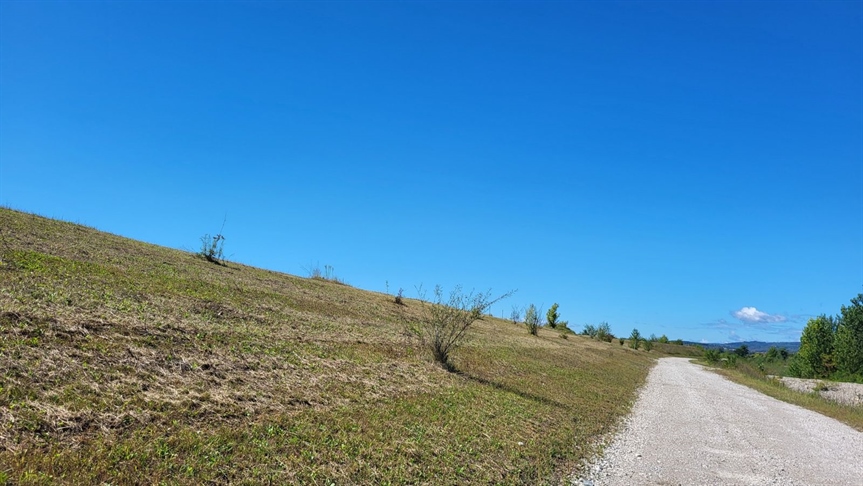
[{"x1": 1, "y1": 1, "x2": 861, "y2": 343}]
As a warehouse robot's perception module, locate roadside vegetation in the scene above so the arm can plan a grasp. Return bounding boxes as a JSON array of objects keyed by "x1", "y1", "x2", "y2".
[
  {"x1": 698, "y1": 340, "x2": 863, "y2": 431},
  {"x1": 0, "y1": 207, "x2": 657, "y2": 484},
  {"x1": 788, "y1": 295, "x2": 863, "y2": 383}
]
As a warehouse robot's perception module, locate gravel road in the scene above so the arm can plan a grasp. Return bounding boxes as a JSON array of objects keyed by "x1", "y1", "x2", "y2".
[{"x1": 579, "y1": 357, "x2": 863, "y2": 485}]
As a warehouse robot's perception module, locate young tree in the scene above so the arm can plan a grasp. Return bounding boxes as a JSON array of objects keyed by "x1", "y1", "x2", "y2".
[
  {"x1": 643, "y1": 339, "x2": 654, "y2": 352},
  {"x1": 409, "y1": 285, "x2": 513, "y2": 371},
  {"x1": 835, "y1": 293, "x2": 863, "y2": 378},
  {"x1": 792, "y1": 315, "x2": 836, "y2": 378},
  {"x1": 510, "y1": 305, "x2": 522, "y2": 325},
  {"x1": 629, "y1": 328, "x2": 642, "y2": 349},
  {"x1": 525, "y1": 304, "x2": 540, "y2": 336},
  {"x1": 546, "y1": 303, "x2": 561, "y2": 328}
]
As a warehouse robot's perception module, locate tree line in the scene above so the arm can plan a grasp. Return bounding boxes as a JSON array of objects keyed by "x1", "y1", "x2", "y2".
[{"x1": 790, "y1": 293, "x2": 863, "y2": 382}]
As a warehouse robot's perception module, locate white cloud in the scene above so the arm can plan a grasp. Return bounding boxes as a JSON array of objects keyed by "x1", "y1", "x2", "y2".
[{"x1": 731, "y1": 307, "x2": 787, "y2": 324}]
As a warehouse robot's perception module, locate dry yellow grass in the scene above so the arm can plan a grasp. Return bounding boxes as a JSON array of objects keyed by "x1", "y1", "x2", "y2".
[{"x1": 0, "y1": 207, "x2": 656, "y2": 484}]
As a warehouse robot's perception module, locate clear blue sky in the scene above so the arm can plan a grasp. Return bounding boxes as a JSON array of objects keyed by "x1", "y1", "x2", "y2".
[{"x1": 2, "y1": 1, "x2": 861, "y2": 343}]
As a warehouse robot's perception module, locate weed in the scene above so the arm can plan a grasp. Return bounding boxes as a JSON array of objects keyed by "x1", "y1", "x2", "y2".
[
  {"x1": 197, "y1": 218, "x2": 227, "y2": 265},
  {"x1": 198, "y1": 234, "x2": 225, "y2": 264},
  {"x1": 305, "y1": 263, "x2": 346, "y2": 285}
]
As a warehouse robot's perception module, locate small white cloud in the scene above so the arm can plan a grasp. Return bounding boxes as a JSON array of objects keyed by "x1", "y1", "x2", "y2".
[{"x1": 732, "y1": 306, "x2": 787, "y2": 324}]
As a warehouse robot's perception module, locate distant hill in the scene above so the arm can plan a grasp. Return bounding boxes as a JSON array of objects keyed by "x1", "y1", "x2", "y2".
[{"x1": 683, "y1": 341, "x2": 800, "y2": 354}]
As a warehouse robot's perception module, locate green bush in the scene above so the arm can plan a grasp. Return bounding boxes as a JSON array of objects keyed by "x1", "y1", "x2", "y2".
[
  {"x1": 704, "y1": 348, "x2": 721, "y2": 363},
  {"x1": 596, "y1": 322, "x2": 613, "y2": 342},
  {"x1": 724, "y1": 353, "x2": 738, "y2": 367}
]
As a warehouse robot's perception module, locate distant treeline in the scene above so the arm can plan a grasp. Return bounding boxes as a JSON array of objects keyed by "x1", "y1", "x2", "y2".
[{"x1": 689, "y1": 341, "x2": 801, "y2": 354}]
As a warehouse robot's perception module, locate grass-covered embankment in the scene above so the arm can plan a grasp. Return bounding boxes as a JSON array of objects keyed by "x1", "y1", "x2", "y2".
[{"x1": 0, "y1": 207, "x2": 655, "y2": 484}]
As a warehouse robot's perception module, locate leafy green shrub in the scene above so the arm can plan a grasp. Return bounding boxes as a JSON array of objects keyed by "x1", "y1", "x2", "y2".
[
  {"x1": 583, "y1": 324, "x2": 596, "y2": 338},
  {"x1": 704, "y1": 348, "x2": 721, "y2": 363},
  {"x1": 619, "y1": 338, "x2": 625, "y2": 346},
  {"x1": 724, "y1": 353, "x2": 738, "y2": 367},
  {"x1": 642, "y1": 339, "x2": 653, "y2": 352}
]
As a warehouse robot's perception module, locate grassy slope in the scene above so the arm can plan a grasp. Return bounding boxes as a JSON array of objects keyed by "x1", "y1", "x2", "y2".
[{"x1": 0, "y1": 208, "x2": 657, "y2": 485}]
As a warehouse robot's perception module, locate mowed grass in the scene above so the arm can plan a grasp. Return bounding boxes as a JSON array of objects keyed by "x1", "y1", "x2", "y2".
[{"x1": 0, "y1": 208, "x2": 654, "y2": 484}]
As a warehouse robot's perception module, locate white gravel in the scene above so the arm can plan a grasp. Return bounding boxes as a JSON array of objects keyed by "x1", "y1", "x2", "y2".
[
  {"x1": 577, "y1": 357, "x2": 863, "y2": 486},
  {"x1": 775, "y1": 376, "x2": 863, "y2": 407}
]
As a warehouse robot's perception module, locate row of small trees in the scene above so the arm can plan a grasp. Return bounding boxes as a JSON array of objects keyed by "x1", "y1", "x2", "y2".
[
  {"x1": 790, "y1": 293, "x2": 863, "y2": 382},
  {"x1": 511, "y1": 303, "x2": 569, "y2": 336},
  {"x1": 405, "y1": 286, "x2": 687, "y2": 370}
]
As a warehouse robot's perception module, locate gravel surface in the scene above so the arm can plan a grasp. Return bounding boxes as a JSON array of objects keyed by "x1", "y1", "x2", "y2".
[{"x1": 576, "y1": 357, "x2": 863, "y2": 486}]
